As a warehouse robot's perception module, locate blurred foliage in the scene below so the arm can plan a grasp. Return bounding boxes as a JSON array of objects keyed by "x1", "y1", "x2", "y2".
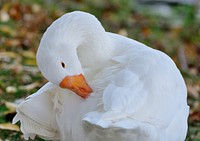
[{"x1": 0, "y1": 0, "x2": 200, "y2": 140}]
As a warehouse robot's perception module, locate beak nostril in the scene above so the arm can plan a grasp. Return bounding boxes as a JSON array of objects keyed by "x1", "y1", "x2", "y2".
[{"x1": 79, "y1": 87, "x2": 85, "y2": 92}]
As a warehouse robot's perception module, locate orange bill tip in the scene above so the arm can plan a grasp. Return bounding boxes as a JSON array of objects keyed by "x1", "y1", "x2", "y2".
[{"x1": 59, "y1": 74, "x2": 93, "y2": 99}]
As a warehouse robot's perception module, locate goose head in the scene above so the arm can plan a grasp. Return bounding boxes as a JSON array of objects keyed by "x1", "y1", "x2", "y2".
[{"x1": 36, "y1": 11, "x2": 113, "y2": 99}]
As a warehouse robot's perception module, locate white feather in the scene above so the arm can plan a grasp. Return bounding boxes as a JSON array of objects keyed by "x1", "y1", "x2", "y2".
[{"x1": 13, "y1": 11, "x2": 189, "y2": 141}]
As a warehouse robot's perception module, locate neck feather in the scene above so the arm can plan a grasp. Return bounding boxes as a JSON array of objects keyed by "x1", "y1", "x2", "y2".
[{"x1": 43, "y1": 11, "x2": 115, "y2": 79}]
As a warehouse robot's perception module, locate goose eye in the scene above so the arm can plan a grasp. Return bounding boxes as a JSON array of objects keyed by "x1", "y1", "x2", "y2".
[{"x1": 61, "y1": 62, "x2": 66, "y2": 68}]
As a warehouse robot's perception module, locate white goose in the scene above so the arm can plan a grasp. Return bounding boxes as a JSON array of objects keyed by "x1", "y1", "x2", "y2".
[{"x1": 13, "y1": 11, "x2": 189, "y2": 141}]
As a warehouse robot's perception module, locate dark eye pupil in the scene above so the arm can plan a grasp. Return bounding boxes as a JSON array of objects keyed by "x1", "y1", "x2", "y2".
[{"x1": 61, "y1": 62, "x2": 65, "y2": 68}]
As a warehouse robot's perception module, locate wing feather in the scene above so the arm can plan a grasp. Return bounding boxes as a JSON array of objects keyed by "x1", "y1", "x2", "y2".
[{"x1": 13, "y1": 82, "x2": 59, "y2": 140}]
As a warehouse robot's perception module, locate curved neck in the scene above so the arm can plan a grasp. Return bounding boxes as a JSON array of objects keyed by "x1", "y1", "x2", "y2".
[
  {"x1": 77, "y1": 32, "x2": 114, "y2": 80},
  {"x1": 42, "y1": 12, "x2": 115, "y2": 80}
]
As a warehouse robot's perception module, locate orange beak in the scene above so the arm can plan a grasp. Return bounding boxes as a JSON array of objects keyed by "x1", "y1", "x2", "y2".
[{"x1": 59, "y1": 74, "x2": 93, "y2": 99}]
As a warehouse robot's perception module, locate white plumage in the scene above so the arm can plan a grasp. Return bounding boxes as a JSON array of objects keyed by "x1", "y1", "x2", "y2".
[{"x1": 13, "y1": 11, "x2": 189, "y2": 141}]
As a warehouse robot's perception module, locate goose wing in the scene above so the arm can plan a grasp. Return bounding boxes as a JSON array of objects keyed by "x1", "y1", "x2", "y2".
[
  {"x1": 13, "y1": 82, "x2": 59, "y2": 140},
  {"x1": 83, "y1": 33, "x2": 188, "y2": 141}
]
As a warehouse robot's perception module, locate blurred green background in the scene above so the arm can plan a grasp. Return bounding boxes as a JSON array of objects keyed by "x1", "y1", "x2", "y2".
[{"x1": 0, "y1": 0, "x2": 200, "y2": 140}]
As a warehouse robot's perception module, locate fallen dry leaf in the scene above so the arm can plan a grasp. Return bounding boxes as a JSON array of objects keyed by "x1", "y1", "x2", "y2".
[
  {"x1": 9, "y1": 3, "x2": 22, "y2": 20},
  {"x1": 4, "y1": 39, "x2": 21, "y2": 47},
  {"x1": 187, "y1": 84, "x2": 200, "y2": 99},
  {"x1": 189, "y1": 111, "x2": 200, "y2": 122},
  {"x1": 0, "y1": 123, "x2": 19, "y2": 131},
  {"x1": 23, "y1": 66, "x2": 40, "y2": 73},
  {"x1": 19, "y1": 82, "x2": 40, "y2": 91},
  {"x1": 0, "y1": 11, "x2": 10, "y2": 22},
  {"x1": 5, "y1": 101, "x2": 18, "y2": 112},
  {"x1": 23, "y1": 58, "x2": 37, "y2": 66},
  {"x1": 118, "y1": 28, "x2": 128, "y2": 37},
  {"x1": 0, "y1": 52, "x2": 19, "y2": 59},
  {"x1": 6, "y1": 86, "x2": 17, "y2": 94},
  {"x1": 21, "y1": 51, "x2": 36, "y2": 59},
  {"x1": 0, "y1": 25, "x2": 17, "y2": 36}
]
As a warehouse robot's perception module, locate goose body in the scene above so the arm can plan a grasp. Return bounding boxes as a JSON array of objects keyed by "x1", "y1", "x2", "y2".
[{"x1": 13, "y1": 11, "x2": 189, "y2": 141}]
